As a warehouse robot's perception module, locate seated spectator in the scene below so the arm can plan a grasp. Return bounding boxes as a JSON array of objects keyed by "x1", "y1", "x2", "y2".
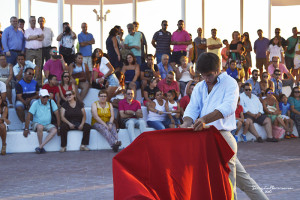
[
  {"x1": 236, "y1": 78, "x2": 243, "y2": 94},
  {"x1": 259, "y1": 72, "x2": 274, "y2": 98},
  {"x1": 165, "y1": 89, "x2": 181, "y2": 128},
  {"x1": 69, "y1": 53, "x2": 90, "y2": 101},
  {"x1": 119, "y1": 88, "x2": 146, "y2": 143},
  {"x1": 262, "y1": 88, "x2": 289, "y2": 133},
  {"x1": 0, "y1": 94, "x2": 10, "y2": 155},
  {"x1": 23, "y1": 89, "x2": 60, "y2": 154},
  {"x1": 0, "y1": 54, "x2": 13, "y2": 107},
  {"x1": 266, "y1": 36, "x2": 284, "y2": 65},
  {"x1": 58, "y1": 71, "x2": 76, "y2": 106},
  {"x1": 279, "y1": 94, "x2": 296, "y2": 138},
  {"x1": 270, "y1": 69, "x2": 282, "y2": 99},
  {"x1": 15, "y1": 68, "x2": 39, "y2": 128},
  {"x1": 91, "y1": 48, "x2": 102, "y2": 69},
  {"x1": 121, "y1": 53, "x2": 140, "y2": 99},
  {"x1": 0, "y1": 81, "x2": 7, "y2": 104},
  {"x1": 226, "y1": 60, "x2": 239, "y2": 79},
  {"x1": 221, "y1": 39, "x2": 229, "y2": 70},
  {"x1": 13, "y1": 53, "x2": 36, "y2": 82},
  {"x1": 43, "y1": 47, "x2": 67, "y2": 83},
  {"x1": 184, "y1": 73, "x2": 202, "y2": 96},
  {"x1": 180, "y1": 83, "x2": 195, "y2": 116},
  {"x1": 42, "y1": 74, "x2": 61, "y2": 107},
  {"x1": 143, "y1": 78, "x2": 159, "y2": 107},
  {"x1": 111, "y1": 71, "x2": 125, "y2": 108},
  {"x1": 60, "y1": 90, "x2": 91, "y2": 152},
  {"x1": 245, "y1": 69, "x2": 261, "y2": 96},
  {"x1": 147, "y1": 90, "x2": 169, "y2": 130},
  {"x1": 140, "y1": 54, "x2": 161, "y2": 96},
  {"x1": 91, "y1": 90, "x2": 121, "y2": 152},
  {"x1": 288, "y1": 86, "x2": 300, "y2": 137},
  {"x1": 92, "y1": 50, "x2": 119, "y2": 101},
  {"x1": 157, "y1": 71, "x2": 180, "y2": 98},
  {"x1": 157, "y1": 54, "x2": 173, "y2": 80},
  {"x1": 176, "y1": 56, "x2": 194, "y2": 97},
  {"x1": 240, "y1": 83, "x2": 277, "y2": 142},
  {"x1": 268, "y1": 56, "x2": 295, "y2": 90}
]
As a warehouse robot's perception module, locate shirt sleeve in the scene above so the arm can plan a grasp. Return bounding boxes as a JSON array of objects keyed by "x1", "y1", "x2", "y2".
[
  {"x1": 15, "y1": 83, "x2": 23, "y2": 94},
  {"x1": 118, "y1": 100, "x2": 125, "y2": 111},
  {"x1": 207, "y1": 38, "x2": 212, "y2": 46},
  {"x1": 254, "y1": 41, "x2": 257, "y2": 50},
  {"x1": 2, "y1": 29, "x2": 9, "y2": 52},
  {"x1": 28, "y1": 101, "x2": 37, "y2": 115},
  {"x1": 50, "y1": 100, "x2": 58, "y2": 112},
  {"x1": 240, "y1": 94, "x2": 248, "y2": 113},
  {"x1": 78, "y1": 33, "x2": 83, "y2": 43},
  {"x1": 101, "y1": 56, "x2": 109, "y2": 65},
  {"x1": 13, "y1": 65, "x2": 19, "y2": 76},
  {"x1": 0, "y1": 82, "x2": 6, "y2": 93},
  {"x1": 35, "y1": 82, "x2": 39, "y2": 92},
  {"x1": 288, "y1": 97, "x2": 294, "y2": 106},
  {"x1": 152, "y1": 32, "x2": 158, "y2": 41},
  {"x1": 282, "y1": 65, "x2": 289, "y2": 74},
  {"x1": 185, "y1": 32, "x2": 191, "y2": 42},
  {"x1": 124, "y1": 36, "x2": 129, "y2": 45}
]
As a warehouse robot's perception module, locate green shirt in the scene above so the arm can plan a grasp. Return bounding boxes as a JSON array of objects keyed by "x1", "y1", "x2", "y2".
[{"x1": 285, "y1": 36, "x2": 298, "y2": 58}]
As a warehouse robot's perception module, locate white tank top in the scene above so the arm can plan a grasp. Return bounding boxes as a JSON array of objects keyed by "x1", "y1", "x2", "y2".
[
  {"x1": 178, "y1": 65, "x2": 193, "y2": 82},
  {"x1": 168, "y1": 101, "x2": 178, "y2": 116},
  {"x1": 147, "y1": 99, "x2": 167, "y2": 121}
]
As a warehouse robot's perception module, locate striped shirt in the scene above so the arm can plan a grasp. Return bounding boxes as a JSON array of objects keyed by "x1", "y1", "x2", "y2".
[{"x1": 152, "y1": 29, "x2": 171, "y2": 54}]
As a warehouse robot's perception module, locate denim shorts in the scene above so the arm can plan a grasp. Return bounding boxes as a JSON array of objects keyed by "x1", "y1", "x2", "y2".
[
  {"x1": 15, "y1": 99, "x2": 37, "y2": 109},
  {"x1": 107, "y1": 74, "x2": 120, "y2": 87}
]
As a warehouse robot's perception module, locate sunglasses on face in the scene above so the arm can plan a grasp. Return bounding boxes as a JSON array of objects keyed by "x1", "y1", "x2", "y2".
[
  {"x1": 66, "y1": 93, "x2": 72, "y2": 97},
  {"x1": 99, "y1": 95, "x2": 107, "y2": 98},
  {"x1": 253, "y1": 74, "x2": 258, "y2": 77},
  {"x1": 27, "y1": 72, "x2": 34, "y2": 76},
  {"x1": 63, "y1": 76, "x2": 69, "y2": 78},
  {"x1": 245, "y1": 89, "x2": 252, "y2": 91},
  {"x1": 263, "y1": 75, "x2": 268, "y2": 78},
  {"x1": 42, "y1": 96, "x2": 49, "y2": 99}
]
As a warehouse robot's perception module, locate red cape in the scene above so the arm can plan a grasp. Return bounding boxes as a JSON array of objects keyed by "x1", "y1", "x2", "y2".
[{"x1": 113, "y1": 126, "x2": 234, "y2": 200}]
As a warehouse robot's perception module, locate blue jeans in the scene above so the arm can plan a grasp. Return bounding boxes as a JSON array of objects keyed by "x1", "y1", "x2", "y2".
[
  {"x1": 135, "y1": 56, "x2": 142, "y2": 66},
  {"x1": 147, "y1": 120, "x2": 169, "y2": 130},
  {"x1": 6, "y1": 51, "x2": 19, "y2": 65}
]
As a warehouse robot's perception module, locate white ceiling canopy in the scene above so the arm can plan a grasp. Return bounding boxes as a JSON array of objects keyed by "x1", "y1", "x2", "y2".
[
  {"x1": 36, "y1": 0, "x2": 150, "y2": 5},
  {"x1": 272, "y1": 0, "x2": 300, "y2": 6}
]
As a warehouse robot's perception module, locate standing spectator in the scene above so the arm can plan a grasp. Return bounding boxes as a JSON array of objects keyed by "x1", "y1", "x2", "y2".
[
  {"x1": 157, "y1": 71, "x2": 180, "y2": 98},
  {"x1": 18, "y1": 18, "x2": 25, "y2": 33},
  {"x1": 270, "y1": 28, "x2": 287, "y2": 50},
  {"x1": 279, "y1": 94, "x2": 296, "y2": 138},
  {"x1": 69, "y1": 53, "x2": 90, "y2": 101},
  {"x1": 285, "y1": 27, "x2": 298, "y2": 75},
  {"x1": 106, "y1": 27, "x2": 122, "y2": 70},
  {"x1": 58, "y1": 71, "x2": 76, "y2": 105},
  {"x1": 143, "y1": 77, "x2": 159, "y2": 107},
  {"x1": 259, "y1": 72, "x2": 274, "y2": 98},
  {"x1": 133, "y1": 22, "x2": 147, "y2": 64},
  {"x1": 38, "y1": 17, "x2": 54, "y2": 66},
  {"x1": 147, "y1": 90, "x2": 169, "y2": 130},
  {"x1": 42, "y1": 74, "x2": 60, "y2": 106},
  {"x1": 43, "y1": 47, "x2": 67, "y2": 83},
  {"x1": 254, "y1": 29, "x2": 270, "y2": 77},
  {"x1": 177, "y1": 56, "x2": 194, "y2": 97},
  {"x1": 13, "y1": 53, "x2": 36, "y2": 82},
  {"x1": 294, "y1": 33, "x2": 300, "y2": 74},
  {"x1": 152, "y1": 20, "x2": 171, "y2": 64},
  {"x1": 60, "y1": 90, "x2": 91, "y2": 152},
  {"x1": 170, "y1": 20, "x2": 191, "y2": 67},
  {"x1": 270, "y1": 69, "x2": 282, "y2": 99},
  {"x1": 140, "y1": 54, "x2": 161, "y2": 96},
  {"x1": 268, "y1": 56, "x2": 295, "y2": 90},
  {"x1": 15, "y1": 68, "x2": 39, "y2": 128},
  {"x1": 2, "y1": 16, "x2": 25, "y2": 65},
  {"x1": 124, "y1": 23, "x2": 143, "y2": 66},
  {"x1": 228, "y1": 31, "x2": 242, "y2": 63},
  {"x1": 78, "y1": 22, "x2": 95, "y2": 77},
  {"x1": 57, "y1": 22, "x2": 77, "y2": 65},
  {"x1": 266, "y1": 36, "x2": 284, "y2": 64},
  {"x1": 180, "y1": 83, "x2": 195, "y2": 116},
  {"x1": 245, "y1": 69, "x2": 261, "y2": 96},
  {"x1": 0, "y1": 94, "x2": 10, "y2": 155},
  {"x1": 240, "y1": 83, "x2": 277, "y2": 142},
  {"x1": 0, "y1": 54, "x2": 13, "y2": 107},
  {"x1": 288, "y1": 86, "x2": 300, "y2": 136},
  {"x1": 24, "y1": 16, "x2": 44, "y2": 86},
  {"x1": 221, "y1": 39, "x2": 229, "y2": 70},
  {"x1": 242, "y1": 32, "x2": 252, "y2": 80},
  {"x1": 23, "y1": 89, "x2": 60, "y2": 154},
  {"x1": 121, "y1": 53, "x2": 140, "y2": 99},
  {"x1": 0, "y1": 31, "x2": 3, "y2": 54},
  {"x1": 207, "y1": 28, "x2": 222, "y2": 61},
  {"x1": 91, "y1": 90, "x2": 121, "y2": 152},
  {"x1": 157, "y1": 54, "x2": 173, "y2": 79},
  {"x1": 194, "y1": 27, "x2": 207, "y2": 62},
  {"x1": 119, "y1": 89, "x2": 147, "y2": 143}
]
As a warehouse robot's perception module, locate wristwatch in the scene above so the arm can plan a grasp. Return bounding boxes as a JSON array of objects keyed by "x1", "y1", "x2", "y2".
[{"x1": 24, "y1": 128, "x2": 29, "y2": 131}]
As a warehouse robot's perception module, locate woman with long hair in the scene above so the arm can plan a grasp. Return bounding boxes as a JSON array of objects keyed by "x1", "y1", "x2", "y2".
[
  {"x1": 58, "y1": 71, "x2": 76, "y2": 105},
  {"x1": 288, "y1": 86, "x2": 300, "y2": 136},
  {"x1": 106, "y1": 27, "x2": 122, "y2": 70},
  {"x1": 242, "y1": 32, "x2": 252, "y2": 80}
]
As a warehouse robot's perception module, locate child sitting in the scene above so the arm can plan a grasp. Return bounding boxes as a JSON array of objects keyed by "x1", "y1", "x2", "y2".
[
  {"x1": 279, "y1": 94, "x2": 296, "y2": 138},
  {"x1": 165, "y1": 90, "x2": 181, "y2": 128},
  {"x1": 232, "y1": 97, "x2": 248, "y2": 142}
]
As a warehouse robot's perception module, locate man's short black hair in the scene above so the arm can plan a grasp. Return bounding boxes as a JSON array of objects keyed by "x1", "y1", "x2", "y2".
[
  {"x1": 17, "y1": 53, "x2": 26, "y2": 59},
  {"x1": 18, "y1": 18, "x2": 25, "y2": 23},
  {"x1": 230, "y1": 60, "x2": 236, "y2": 65},
  {"x1": 178, "y1": 20, "x2": 184, "y2": 24},
  {"x1": 257, "y1": 29, "x2": 263, "y2": 32},
  {"x1": 252, "y1": 69, "x2": 258, "y2": 74},
  {"x1": 195, "y1": 52, "x2": 220, "y2": 73},
  {"x1": 244, "y1": 82, "x2": 252, "y2": 88},
  {"x1": 24, "y1": 67, "x2": 34, "y2": 73},
  {"x1": 48, "y1": 74, "x2": 57, "y2": 81}
]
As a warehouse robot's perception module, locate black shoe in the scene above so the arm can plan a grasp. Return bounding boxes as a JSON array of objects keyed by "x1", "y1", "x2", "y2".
[
  {"x1": 40, "y1": 148, "x2": 46, "y2": 153},
  {"x1": 256, "y1": 137, "x2": 263, "y2": 143},
  {"x1": 35, "y1": 147, "x2": 42, "y2": 154},
  {"x1": 266, "y1": 137, "x2": 278, "y2": 142},
  {"x1": 112, "y1": 141, "x2": 122, "y2": 152}
]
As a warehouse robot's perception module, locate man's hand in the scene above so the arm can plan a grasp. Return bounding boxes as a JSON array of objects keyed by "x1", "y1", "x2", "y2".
[
  {"x1": 69, "y1": 123, "x2": 75, "y2": 129},
  {"x1": 193, "y1": 118, "x2": 206, "y2": 131},
  {"x1": 134, "y1": 46, "x2": 141, "y2": 50},
  {"x1": 23, "y1": 129, "x2": 30, "y2": 137},
  {"x1": 6, "y1": 51, "x2": 11, "y2": 57},
  {"x1": 78, "y1": 124, "x2": 84, "y2": 131}
]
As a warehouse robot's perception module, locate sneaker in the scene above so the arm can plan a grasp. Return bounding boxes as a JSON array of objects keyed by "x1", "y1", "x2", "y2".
[
  {"x1": 80, "y1": 145, "x2": 90, "y2": 151},
  {"x1": 234, "y1": 135, "x2": 239, "y2": 143},
  {"x1": 290, "y1": 134, "x2": 297, "y2": 138},
  {"x1": 60, "y1": 147, "x2": 66, "y2": 153},
  {"x1": 40, "y1": 148, "x2": 46, "y2": 154},
  {"x1": 35, "y1": 147, "x2": 42, "y2": 154},
  {"x1": 256, "y1": 137, "x2": 263, "y2": 143},
  {"x1": 284, "y1": 134, "x2": 291, "y2": 139},
  {"x1": 240, "y1": 134, "x2": 247, "y2": 142},
  {"x1": 1, "y1": 144, "x2": 6, "y2": 155},
  {"x1": 266, "y1": 137, "x2": 279, "y2": 142}
]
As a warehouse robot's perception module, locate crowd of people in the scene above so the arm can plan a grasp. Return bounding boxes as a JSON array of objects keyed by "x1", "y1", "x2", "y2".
[{"x1": 0, "y1": 15, "x2": 299, "y2": 156}]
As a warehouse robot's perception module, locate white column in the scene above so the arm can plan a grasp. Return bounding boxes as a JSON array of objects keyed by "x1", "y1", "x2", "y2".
[
  {"x1": 202, "y1": 0, "x2": 205, "y2": 37},
  {"x1": 58, "y1": 0, "x2": 64, "y2": 35},
  {"x1": 133, "y1": 0, "x2": 137, "y2": 22},
  {"x1": 268, "y1": 0, "x2": 272, "y2": 39},
  {"x1": 100, "y1": 0, "x2": 104, "y2": 50},
  {"x1": 28, "y1": 0, "x2": 31, "y2": 17},
  {"x1": 240, "y1": 0, "x2": 243, "y2": 34},
  {"x1": 70, "y1": 4, "x2": 73, "y2": 28},
  {"x1": 181, "y1": 0, "x2": 186, "y2": 24},
  {"x1": 15, "y1": 0, "x2": 21, "y2": 18}
]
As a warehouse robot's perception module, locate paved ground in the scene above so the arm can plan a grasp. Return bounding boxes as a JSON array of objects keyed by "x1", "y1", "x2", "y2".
[{"x1": 0, "y1": 139, "x2": 300, "y2": 200}]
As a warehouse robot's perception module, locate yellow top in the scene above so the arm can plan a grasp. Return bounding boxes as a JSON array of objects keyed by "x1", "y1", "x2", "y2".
[{"x1": 91, "y1": 101, "x2": 111, "y2": 125}]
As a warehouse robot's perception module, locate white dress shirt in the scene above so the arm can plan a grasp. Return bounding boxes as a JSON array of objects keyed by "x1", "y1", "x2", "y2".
[
  {"x1": 239, "y1": 92, "x2": 264, "y2": 114},
  {"x1": 24, "y1": 27, "x2": 43, "y2": 49},
  {"x1": 183, "y1": 72, "x2": 239, "y2": 131},
  {"x1": 41, "y1": 27, "x2": 54, "y2": 47}
]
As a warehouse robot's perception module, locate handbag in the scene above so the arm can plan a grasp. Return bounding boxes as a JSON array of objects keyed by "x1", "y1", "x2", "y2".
[
  {"x1": 49, "y1": 100, "x2": 57, "y2": 125},
  {"x1": 59, "y1": 36, "x2": 73, "y2": 56},
  {"x1": 72, "y1": 65, "x2": 87, "y2": 82}
]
